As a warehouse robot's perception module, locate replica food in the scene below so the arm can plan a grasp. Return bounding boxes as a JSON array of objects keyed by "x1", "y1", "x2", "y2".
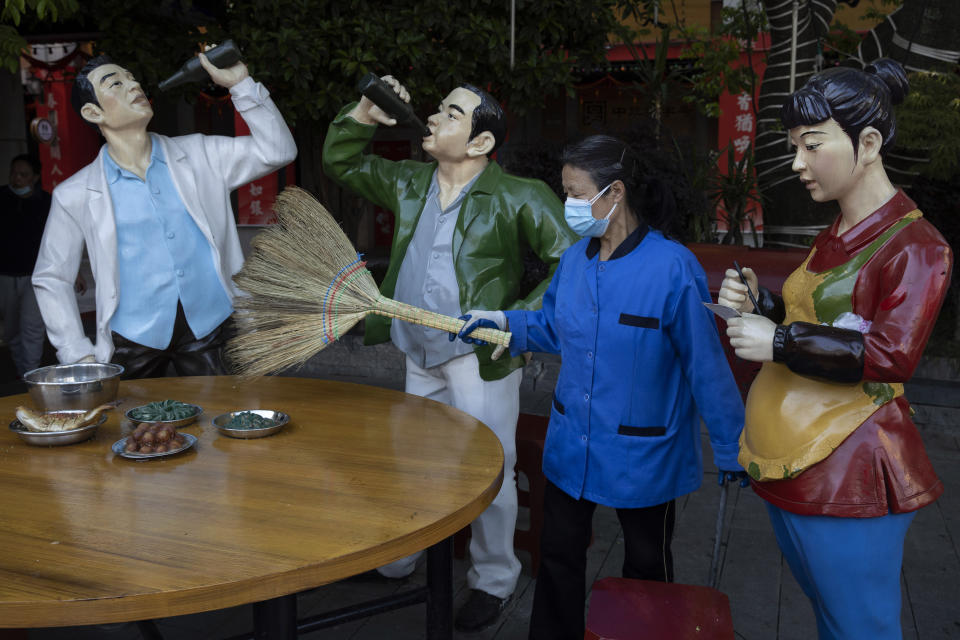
[
  {"x1": 124, "y1": 422, "x2": 187, "y2": 454},
  {"x1": 15, "y1": 403, "x2": 115, "y2": 432},
  {"x1": 129, "y1": 399, "x2": 197, "y2": 422},
  {"x1": 223, "y1": 411, "x2": 276, "y2": 429}
]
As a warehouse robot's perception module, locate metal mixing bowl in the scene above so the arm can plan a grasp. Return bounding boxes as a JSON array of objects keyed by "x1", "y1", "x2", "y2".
[{"x1": 23, "y1": 363, "x2": 124, "y2": 411}]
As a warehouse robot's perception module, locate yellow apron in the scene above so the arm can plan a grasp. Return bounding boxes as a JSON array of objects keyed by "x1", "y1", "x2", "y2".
[{"x1": 740, "y1": 212, "x2": 920, "y2": 481}]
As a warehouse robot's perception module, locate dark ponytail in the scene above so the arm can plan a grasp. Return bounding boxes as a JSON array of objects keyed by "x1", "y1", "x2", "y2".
[{"x1": 560, "y1": 134, "x2": 678, "y2": 237}]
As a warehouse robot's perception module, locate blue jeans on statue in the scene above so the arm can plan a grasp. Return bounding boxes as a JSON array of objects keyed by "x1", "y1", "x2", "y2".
[{"x1": 766, "y1": 502, "x2": 916, "y2": 640}]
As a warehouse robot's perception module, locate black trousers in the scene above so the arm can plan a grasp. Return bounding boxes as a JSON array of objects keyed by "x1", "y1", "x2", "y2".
[
  {"x1": 111, "y1": 303, "x2": 228, "y2": 380},
  {"x1": 528, "y1": 480, "x2": 676, "y2": 640}
]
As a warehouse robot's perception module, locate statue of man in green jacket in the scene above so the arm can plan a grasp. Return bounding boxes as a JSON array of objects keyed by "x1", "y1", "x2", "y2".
[{"x1": 323, "y1": 75, "x2": 575, "y2": 631}]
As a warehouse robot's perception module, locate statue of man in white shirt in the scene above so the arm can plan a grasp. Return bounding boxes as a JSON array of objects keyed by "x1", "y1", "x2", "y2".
[{"x1": 33, "y1": 52, "x2": 297, "y2": 377}]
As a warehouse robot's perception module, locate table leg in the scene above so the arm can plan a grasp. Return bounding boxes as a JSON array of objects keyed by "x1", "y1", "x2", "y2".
[
  {"x1": 252, "y1": 593, "x2": 297, "y2": 640},
  {"x1": 136, "y1": 620, "x2": 165, "y2": 640},
  {"x1": 426, "y1": 536, "x2": 453, "y2": 640}
]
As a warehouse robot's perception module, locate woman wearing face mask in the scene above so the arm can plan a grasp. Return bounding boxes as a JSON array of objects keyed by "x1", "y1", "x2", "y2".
[
  {"x1": 719, "y1": 59, "x2": 951, "y2": 639},
  {"x1": 454, "y1": 134, "x2": 745, "y2": 640}
]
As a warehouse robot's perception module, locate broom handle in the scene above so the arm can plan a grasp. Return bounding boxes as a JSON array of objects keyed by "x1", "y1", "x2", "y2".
[{"x1": 372, "y1": 296, "x2": 512, "y2": 358}]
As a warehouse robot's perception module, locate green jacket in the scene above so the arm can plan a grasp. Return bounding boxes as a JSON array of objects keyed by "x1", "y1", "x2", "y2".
[{"x1": 322, "y1": 104, "x2": 576, "y2": 380}]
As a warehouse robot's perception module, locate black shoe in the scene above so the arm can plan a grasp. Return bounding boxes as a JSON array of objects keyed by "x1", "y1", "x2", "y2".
[{"x1": 454, "y1": 589, "x2": 509, "y2": 632}]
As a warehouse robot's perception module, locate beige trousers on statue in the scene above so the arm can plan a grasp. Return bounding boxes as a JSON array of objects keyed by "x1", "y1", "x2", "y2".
[{"x1": 377, "y1": 352, "x2": 522, "y2": 600}]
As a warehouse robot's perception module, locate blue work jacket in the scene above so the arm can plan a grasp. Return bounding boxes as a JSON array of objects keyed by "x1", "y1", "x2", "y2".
[{"x1": 504, "y1": 226, "x2": 744, "y2": 508}]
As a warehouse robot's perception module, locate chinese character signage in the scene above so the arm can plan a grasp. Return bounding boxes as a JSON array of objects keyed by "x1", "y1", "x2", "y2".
[
  {"x1": 721, "y1": 92, "x2": 758, "y2": 161},
  {"x1": 716, "y1": 41, "x2": 768, "y2": 242}
]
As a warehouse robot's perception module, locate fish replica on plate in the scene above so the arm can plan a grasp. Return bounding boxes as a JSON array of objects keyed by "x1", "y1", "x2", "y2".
[
  {"x1": 15, "y1": 404, "x2": 114, "y2": 432},
  {"x1": 10, "y1": 413, "x2": 110, "y2": 446},
  {"x1": 9, "y1": 404, "x2": 115, "y2": 446}
]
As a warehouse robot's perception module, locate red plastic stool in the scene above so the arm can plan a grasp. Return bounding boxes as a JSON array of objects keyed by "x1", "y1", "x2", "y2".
[
  {"x1": 513, "y1": 413, "x2": 549, "y2": 575},
  {"x1": 454, "y1": 413, "x2": 549, "y2": 575},
  {"x1": 585, "y1": 577, "x2": 734, "y2": 640}
]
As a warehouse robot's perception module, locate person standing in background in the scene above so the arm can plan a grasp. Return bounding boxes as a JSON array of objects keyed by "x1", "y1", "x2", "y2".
[{"x1": 0, "y1": 154, "x2": 50, "y2": 375}]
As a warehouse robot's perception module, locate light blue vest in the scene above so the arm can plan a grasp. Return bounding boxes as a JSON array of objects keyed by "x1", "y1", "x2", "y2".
[{"x1": 105, "y1": 137, "x2": 232, "y2": 349}]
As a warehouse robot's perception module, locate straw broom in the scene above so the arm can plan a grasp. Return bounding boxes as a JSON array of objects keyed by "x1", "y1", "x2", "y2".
[{"x1": 226, "y1": 186, "x2": 511, "y2": 379}]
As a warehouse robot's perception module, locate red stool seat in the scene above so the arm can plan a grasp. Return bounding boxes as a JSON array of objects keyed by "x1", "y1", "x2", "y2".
[
  {"x1": 454, "y1": 413, "x2": 549, "y2": 575},
  {"x1": 513, "y1": 413, "x2": 548, "y2": 575},
  {"x1": 585, "y1": 577, "x2": 734, "y2": 640}
]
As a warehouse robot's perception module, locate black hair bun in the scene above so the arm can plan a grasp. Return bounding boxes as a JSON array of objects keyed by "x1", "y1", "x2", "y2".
[{"x1": 865, "y1": 58, "x2": 909, "y2": 106}]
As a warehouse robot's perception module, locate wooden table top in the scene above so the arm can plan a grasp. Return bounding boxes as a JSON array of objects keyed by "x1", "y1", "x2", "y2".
[{"x1": 0, "y1": 376, "x2": 503, "y2": 628}]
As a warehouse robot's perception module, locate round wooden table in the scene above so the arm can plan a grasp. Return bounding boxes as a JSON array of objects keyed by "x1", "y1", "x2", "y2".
[{"x1": 0, "y1": 376, "x2": 504, "y2": 638}]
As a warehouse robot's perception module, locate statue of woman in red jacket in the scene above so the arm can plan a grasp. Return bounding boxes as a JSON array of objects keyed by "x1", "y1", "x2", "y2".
[{"x1": 719, "y1": 58, "x2": 952, "y2": 639}]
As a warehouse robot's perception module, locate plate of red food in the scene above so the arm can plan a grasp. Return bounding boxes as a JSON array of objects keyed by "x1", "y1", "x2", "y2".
[{"x1": 112, "y1": 422, "x2": 197, "y2": 459}]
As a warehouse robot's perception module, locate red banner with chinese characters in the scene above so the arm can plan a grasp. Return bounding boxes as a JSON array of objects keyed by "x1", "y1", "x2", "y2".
[
  {"x1": 716, "y1": 38, "x2": 768, "y2": 240},
  {"x1": 33, "y1": 69, "x2": 102, "y2": 192},
  {"x1": 233, "y1": 109, "x2": 295, "y2": 225}
]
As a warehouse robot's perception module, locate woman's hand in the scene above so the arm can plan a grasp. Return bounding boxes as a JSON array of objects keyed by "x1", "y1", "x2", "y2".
[
  {"x1": 718, "y1": 267, "x2": 758, "y2": 313},
  {"x1": 451, "y1": 310, "x2": 506, "y2": 345},
  {"x1": 719, "y1": 470, "x2": 750, "y2": 487},
  {"x1": 726, "y1": 314, "x2": 776, "y2": 362}
]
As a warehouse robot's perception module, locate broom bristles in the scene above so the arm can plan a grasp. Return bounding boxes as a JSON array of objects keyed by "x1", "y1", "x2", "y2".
[
  {"x1": 226, "y1": 186, "x2": 511, "y2": 379},
  {"x1": 227, "y1": 187, "x2": 381, "y2": 377}
]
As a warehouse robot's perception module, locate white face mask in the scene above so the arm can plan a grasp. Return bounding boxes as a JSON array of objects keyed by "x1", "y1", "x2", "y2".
[
  {"x1": 10, "y1": 185, "x2": 32, "y2": 197},
  {"x1": 564, "y1": 183, "x2": 617, "y2": 237}
]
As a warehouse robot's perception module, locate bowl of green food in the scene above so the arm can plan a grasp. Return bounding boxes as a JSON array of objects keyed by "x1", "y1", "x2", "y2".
[
  {"x1": 212, "y1": 410, "x2": 288, "y2": 439},
  {"x1": 126, "y1": 399, "x2": 202, "y2": 427}
]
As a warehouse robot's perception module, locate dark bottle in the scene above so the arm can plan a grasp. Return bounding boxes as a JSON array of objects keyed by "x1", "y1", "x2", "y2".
[
  {"x1": 158, "y1": 40, "x2": 242, "y2": 92},
  {"x1": 356, "y1": 73, "x2": 430, "y2": 137}
]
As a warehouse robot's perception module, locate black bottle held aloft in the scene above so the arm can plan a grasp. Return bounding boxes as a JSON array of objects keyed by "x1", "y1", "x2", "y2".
[
  {"x1": 356, "y1": 73, "x2": 430, "y2": 138},
  {"x1": 159, "y1": 40, "x2": 242, "y2": 92}
]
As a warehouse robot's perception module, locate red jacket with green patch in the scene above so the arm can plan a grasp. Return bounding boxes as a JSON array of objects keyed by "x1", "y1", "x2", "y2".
[{"x1": 753, "y1": 191, "x2": 951, "y2": 517}]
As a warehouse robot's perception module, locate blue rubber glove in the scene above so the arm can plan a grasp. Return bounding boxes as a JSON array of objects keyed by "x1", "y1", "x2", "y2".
[
  {"x1": 719, "y1": 470, "x2": 750, "y2": 487},
  {"x1": 450, "y1": 309, "x2": 506, "y2": 345}
]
